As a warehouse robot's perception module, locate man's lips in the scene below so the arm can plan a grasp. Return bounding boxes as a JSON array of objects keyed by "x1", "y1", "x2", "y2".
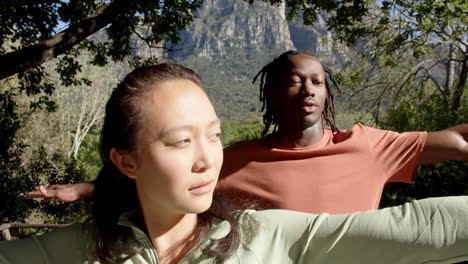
[
  {"x1": 189, "y1": 179, "x2": 215, "y2": 195},
  {"x1": 301, "y1": 97, "x2": 320, "y2": 113}
]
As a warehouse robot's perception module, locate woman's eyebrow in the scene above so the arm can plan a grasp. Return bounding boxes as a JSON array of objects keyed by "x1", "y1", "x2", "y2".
[
  {"x1": 209, "y1": 119, "x2": 221, "y2": 128},
  {"x1": 161, "y1": 125, "x2": 192, "y2": 136},
  {"x1": 160, "y1": 119, "x2": 221, "y2": 137}
]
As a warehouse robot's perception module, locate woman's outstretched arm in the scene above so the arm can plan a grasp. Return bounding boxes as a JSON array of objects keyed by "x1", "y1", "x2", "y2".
[{"x1": 243, "y1": 196, "x2": 468, "y2": 264}]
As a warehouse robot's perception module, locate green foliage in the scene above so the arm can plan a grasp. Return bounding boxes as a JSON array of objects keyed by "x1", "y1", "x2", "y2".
[
  {"x1": 379, "y1": 86, "x2": 468, "y2": 208},
  {"x1": 34, "y1": 152, "x2": 88, "y2": 227},
  {"x1": 0, "y1": 92, "x2": 20, "y2": 154},
  {"x1": 1, "y1": 0, "x2": 204, "y2": 98},
  {"x1": 0, "y1": 143, "x2": 88, "y2": 227},
  {"x1": 331, "y1": 0, "x2": 467, "y2": 50},
  {"x1": 56, "y1": 49, "x2": 92, "y2": 87},
  {"x1": 23, "y1": 148, "x2": 88, "y2": 223},
  {"x1": 277, "y1": 0, "x2": 369, "y2": 33},
  {"x1": 17, "y1": 67, "x2": 57, "y2": 112},
  {"x1": 1, "y1": 146, "x2": 88, "y2": 238},
  {"x1": 0, "y1": 89, "x2": 88, "y2": 230},
  {"x1": 0, "y1": 91, "x2": 29, "y2": 222},
  {"x1": 181, "y1": 49, "x2": 285, "y2": 122},
  {"x1": 77, "y1": 132, "x2": 102, "y2": 182},
  {"x1": 221, "y1": 120, "x2": 264, "y2": 147},
  {"x1": 0, "y1": 1, "x2": 59, "y2": 46},
  {"x1": 334, "y1": 111, "x2": 375, "y2": 130}
]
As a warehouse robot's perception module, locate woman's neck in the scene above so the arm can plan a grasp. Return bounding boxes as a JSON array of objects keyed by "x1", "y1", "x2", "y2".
[{"x1": 140, "y1": 209, "x2": 199, "y2": 264}]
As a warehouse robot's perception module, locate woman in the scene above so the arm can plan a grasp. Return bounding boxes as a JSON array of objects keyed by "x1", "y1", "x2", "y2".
[{"x1": 2, "y1": 63, "x2": 468, "y2": 264}]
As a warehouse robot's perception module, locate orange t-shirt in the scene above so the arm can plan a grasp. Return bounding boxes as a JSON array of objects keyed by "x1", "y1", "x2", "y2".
[{"x1": 216, "y1": 124, "x2": 427, "y2": 214}]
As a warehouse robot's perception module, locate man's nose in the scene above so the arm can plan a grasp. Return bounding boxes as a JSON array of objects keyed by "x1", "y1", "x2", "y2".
[{"x1": 302, "y1": 80, "x2": 315, "y2": 97}]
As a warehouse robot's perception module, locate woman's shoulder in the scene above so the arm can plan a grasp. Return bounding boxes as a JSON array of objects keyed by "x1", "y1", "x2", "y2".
[
  {"x1": 237, "y1": 209, "x2": 324, "y2": 230},
  {"x1": 240, "y1": 209, "x2": 319, "y2": 218}
]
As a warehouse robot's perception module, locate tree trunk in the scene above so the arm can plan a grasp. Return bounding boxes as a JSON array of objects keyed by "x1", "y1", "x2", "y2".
[
  {"x1": 446, "y1": 44, "x2": 456, "y2": 91},
  {"x1": 451, "y1": 55, "x2": 467, "y2": 115}
]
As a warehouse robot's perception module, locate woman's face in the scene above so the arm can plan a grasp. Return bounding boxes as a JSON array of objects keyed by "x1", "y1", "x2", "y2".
[{"x1": 130, "y1": 79, "x2": 223, "y2": 216}]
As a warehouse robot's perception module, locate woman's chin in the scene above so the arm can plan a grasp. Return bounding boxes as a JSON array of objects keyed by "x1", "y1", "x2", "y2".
[{"x1": 188, "y1": 196, "x2": 214, "y2": 214}]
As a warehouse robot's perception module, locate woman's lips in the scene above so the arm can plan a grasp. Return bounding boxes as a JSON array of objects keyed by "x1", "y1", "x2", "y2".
[{"x1": 189, "y1": 179, "x2": 215, "y2": 195}]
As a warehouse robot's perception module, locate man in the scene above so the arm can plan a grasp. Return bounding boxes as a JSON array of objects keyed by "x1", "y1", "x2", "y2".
[{"x1": 26, "y1": 50, "x2": 468, "y2": 214}]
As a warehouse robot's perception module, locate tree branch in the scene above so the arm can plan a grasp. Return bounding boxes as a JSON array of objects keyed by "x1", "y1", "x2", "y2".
[
  {"x1": 394, "y1": 59, "x2": 448, "y2": 106},
  {"x1": 0, "y1": 0, "x2": 131, "y2": 80}
]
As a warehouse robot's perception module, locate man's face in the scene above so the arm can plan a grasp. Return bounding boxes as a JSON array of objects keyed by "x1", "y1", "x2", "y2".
[{"x1": 270, "y1": 54, "x2": 327, "y2": 131}]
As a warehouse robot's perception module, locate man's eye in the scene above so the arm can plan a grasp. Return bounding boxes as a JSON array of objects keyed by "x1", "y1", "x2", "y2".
[{"x1": 290, "y1": 80, "x2": 301, "y2": 85}]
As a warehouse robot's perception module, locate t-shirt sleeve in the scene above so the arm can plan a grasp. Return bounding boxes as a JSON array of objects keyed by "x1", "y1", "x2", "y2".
[
  {"x1": 246, "y1": 196, "x2": 468, "y2": 263},
  {"x1": 359, "y1": 124, "x2": 427, "y2": 183}
]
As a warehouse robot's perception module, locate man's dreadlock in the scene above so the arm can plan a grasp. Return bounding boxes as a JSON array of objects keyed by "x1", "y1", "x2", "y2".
[{"x1": 253, "y1": 50, "x2": 344, "y2": 136}]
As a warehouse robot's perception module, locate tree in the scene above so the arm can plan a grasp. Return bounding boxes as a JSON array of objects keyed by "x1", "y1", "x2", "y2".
[
  {"x1": 334, "y1": 0, "x2": 467, "y2": 119},
  {"x1": 332, "y1": 0, "x2": 468, "y2": 207},
  {"x1": 49, "y1": 57, "x2": 126, "y2": 159},
  {"x1": 0, "y1": 0, "x2": 373, "y2": 81},
  {"x1": 0, "y1": 83, "x2": 88, "y2": 225},
  {"x1": 0, "y1": 0, "x2": 204, "y2": 108}
]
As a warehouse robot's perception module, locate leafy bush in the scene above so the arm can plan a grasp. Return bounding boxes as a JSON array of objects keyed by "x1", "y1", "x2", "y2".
[
  {"x1": 0, "y1": 91, "x2": 89, "y2": 237},
  {"x1": 380, "y1": 91, "x2": 468, "y2": 208},
  {"x1": 221, "y1": 119, "x2": 263, "y2": 147}
]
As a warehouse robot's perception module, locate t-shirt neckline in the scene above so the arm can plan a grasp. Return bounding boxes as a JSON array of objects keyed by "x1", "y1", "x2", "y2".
[{"x1": 264, "y1": 128, "x2": 332, "y2": 151}]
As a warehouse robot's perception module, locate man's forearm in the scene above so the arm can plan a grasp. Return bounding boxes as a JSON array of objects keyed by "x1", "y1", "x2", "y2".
[{"x1": 420, "y1": 123, "x2": 468, "y2": 164}]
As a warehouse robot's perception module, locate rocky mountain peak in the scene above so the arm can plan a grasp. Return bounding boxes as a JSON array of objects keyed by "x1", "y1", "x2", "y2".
[
  {"x1": 169, "y1": 0, "x2": 348, "y2": 66},
  {"x1": 170, "y1": 0, "x2": 294, "y2": 58}
]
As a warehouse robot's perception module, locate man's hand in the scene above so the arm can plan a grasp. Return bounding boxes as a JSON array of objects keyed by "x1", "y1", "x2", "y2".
[{"x1": 24, "y1": 183, "x2": 95, "y2": 202}]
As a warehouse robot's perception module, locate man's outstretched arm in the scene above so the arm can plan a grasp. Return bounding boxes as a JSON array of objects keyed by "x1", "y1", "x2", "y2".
[
  {"x1": 419, "y1": 123, "x2": 468, "y2": 164},
  {"x1": 24, "y1": 182, "x2": 95, "y2": 202}
]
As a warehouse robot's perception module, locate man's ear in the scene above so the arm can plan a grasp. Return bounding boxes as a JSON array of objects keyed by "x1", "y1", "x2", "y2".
[{"x1": 110, "y1": 148, "x2": 138, "y2": 179}]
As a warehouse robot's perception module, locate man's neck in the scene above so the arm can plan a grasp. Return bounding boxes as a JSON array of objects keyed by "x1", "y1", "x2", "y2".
[{"x1": 275, "y1": 123, "x2": 324, "y2": 148}]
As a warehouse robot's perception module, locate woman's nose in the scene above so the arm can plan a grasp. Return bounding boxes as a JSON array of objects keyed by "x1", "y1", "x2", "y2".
[{"x1": 192, "y1": 141, "x2": 214, "y2": 173}]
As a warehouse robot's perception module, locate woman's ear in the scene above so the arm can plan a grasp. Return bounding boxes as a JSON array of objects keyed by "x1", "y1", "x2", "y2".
[{"x1": 110, "y1": 148, "x2": 138, "y2": 179}]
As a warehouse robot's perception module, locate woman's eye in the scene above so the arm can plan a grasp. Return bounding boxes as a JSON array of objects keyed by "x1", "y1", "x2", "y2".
[
  {"x1": 210, "y1": 132, "x2": 222, "y2": 141},
  {"x1": 174, "y1": 138, "x2": 191, "y2": 147}
]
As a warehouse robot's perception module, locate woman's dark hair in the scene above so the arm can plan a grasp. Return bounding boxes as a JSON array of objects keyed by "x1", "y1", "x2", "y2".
[
  {"x1": 92, "y1": 63, "x2": 242, "y2": 263},
  {"x1": 253, "y1": 50, "x2": 344, "y2": 136}
]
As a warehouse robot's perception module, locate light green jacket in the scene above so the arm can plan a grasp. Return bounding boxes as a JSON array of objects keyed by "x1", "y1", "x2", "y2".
[{"x1": 1, "y1": 196, "x2": 468, "y2": 263}]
